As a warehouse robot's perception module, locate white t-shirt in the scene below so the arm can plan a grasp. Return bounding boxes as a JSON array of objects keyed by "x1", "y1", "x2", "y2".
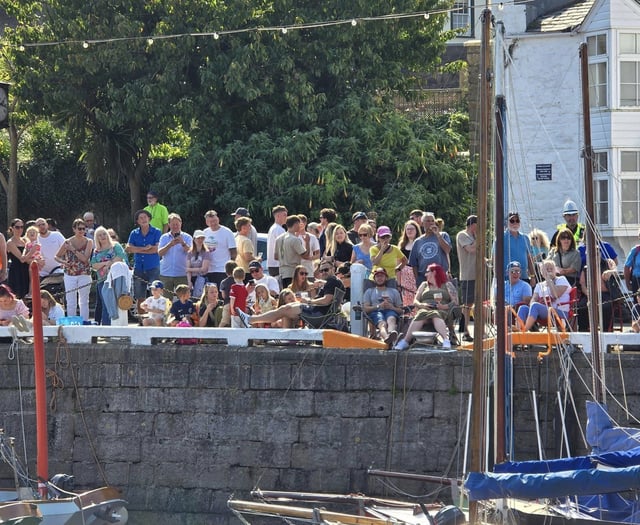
[
  {"x1": 301, "y1": 233, "x2": 320, "y2": 276},
  {"x1": 203, "y1": 226, "x2": 236, "y2": 273},
  {"x1": 38, "y1": 231, "x2": 66, "y2": 276},
  {"x1": 267, "y1": 222, "x2": 285, "y2": 268},
  {"x1": 48, "y1": 304, "x2": 65, "y2": 323},
  {"x1": 141, "y1": 296, "x2": 171, "y2": 321}
]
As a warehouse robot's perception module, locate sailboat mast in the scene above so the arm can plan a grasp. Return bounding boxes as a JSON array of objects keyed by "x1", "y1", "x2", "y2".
[
  {"x1": 469, "y1": 8, "x2": 493, "y2": 523},
  {"x1": 493, "y1": 20, "x2": 507, "y2": 465},
  {"x1": 29, "y1": 261, "x2": 48, "y2": 496},
  {"x1": 579, "y1": 43, "x2": 604, "y2": 402}
]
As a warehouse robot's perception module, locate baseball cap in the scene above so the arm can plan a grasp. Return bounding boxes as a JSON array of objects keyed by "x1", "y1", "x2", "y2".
[
  {"x1": 352, "y1": 211, "x2": 367, "y2": 222},
  {"x1": 231, "y1": 207, "x2": 250, "y2": 217},
  {"x1": 373, "y1": 267, "x2": 388, "y2": 277},
  {"x1": 377, "y1": 226, "x2": 392, "y2": 237},
  {"x1": 149, "y1": 280, "x2": 164, "y2": 289},
  {"x1": 248, "y1": 260, "x2": 262, "y2": 270},
  {"x1": 193, "y1": 229, "x2": 205, "y2": 238},
  {"x1": 507, "y1": 261, "x2": 521, "y2": 271}
]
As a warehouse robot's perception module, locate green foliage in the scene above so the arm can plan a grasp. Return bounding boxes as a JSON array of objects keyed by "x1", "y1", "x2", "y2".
[{"x1": 0, "y1": 0, "x2": 476, "y2": 236}]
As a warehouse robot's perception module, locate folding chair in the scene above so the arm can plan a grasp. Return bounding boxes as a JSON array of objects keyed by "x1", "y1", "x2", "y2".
[{"x1": 300, "y1": 288, "x2": 348, "y2": 331}]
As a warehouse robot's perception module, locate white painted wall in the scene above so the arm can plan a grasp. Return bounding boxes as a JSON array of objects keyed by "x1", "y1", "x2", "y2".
[{"x1": 494, "y1": 0, "x2": 640, "y2": 259}]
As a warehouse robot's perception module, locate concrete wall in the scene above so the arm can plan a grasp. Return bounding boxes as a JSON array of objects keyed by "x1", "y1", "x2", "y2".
[{"x1": 0, "y1": 343, "x2": 637, "y2": 524}]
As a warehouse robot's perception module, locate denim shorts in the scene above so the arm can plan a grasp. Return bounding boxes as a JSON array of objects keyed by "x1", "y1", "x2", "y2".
[{"x1": 369, "y1": 309, "x2": 399, "y2": 325}]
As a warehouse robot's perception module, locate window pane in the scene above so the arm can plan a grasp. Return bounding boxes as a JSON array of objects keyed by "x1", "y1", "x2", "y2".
[
  {"x1": 621, "y1": 62, "x2": 637, "y2": 83},
  {"x1": 597, "y1": 34, "x2": 607, "y2": 54},
  {"x1": 588, "y1": 34, "x2": 607, "y2": 56},
  {"x1": 621, "y1": 152, "x2": 638, "y2": 171},
  {"x1": 621, "y1": 179, "x2": 640, "y2": 224},
  {"x1": 621, "y1": 202, "x2": 639, "y2": 224},
  {"x1": 620, "y1": 34, "x2": 636, "y2": 53}
]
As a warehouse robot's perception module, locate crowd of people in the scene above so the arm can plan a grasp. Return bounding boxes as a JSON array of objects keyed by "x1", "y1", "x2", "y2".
[{"x1": 1, "y1": 193, "x2": 638, "y2": 348}]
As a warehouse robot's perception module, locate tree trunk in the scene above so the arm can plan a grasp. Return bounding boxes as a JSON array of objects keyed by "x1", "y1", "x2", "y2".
[
  {"x1": 7, "y1": 122, "x2": 19, "y2": 224},
  {"x1": 127, "y1": 144, "x2": 151, "y2": 217}
]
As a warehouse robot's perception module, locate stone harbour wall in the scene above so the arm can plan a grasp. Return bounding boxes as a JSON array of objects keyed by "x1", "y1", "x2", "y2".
[{"x1": 0, "y1": 342, "x2": 638, "y2": 524}]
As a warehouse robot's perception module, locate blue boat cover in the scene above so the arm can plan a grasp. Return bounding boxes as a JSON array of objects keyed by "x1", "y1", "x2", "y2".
[
  {"x1": 465, "y1": 465, "x2": 640, "y2": 501},
  {"x1": 586, "y1": 401, "x2": 640, "y2": 454}
]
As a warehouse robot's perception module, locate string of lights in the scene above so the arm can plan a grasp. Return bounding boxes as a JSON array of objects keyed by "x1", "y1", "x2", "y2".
[{"x1": 14, "y1": 7, "x2": 464, "y2": 50}]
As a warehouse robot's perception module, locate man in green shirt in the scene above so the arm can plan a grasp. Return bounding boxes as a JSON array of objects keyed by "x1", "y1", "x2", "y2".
[{"x1": 144, "y1": 190, "x2": 169, "y2": 233}]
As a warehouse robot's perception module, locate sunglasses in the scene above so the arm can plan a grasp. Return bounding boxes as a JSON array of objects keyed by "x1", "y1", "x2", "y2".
[
  {"x1": 560, "y1": 237, "x2": 571, "y2": 241},
  {"x1": 319, "y1": 267, "x2": 331, "y2": 273},
  {"x1": 299, "y1": 272, "x2": 308, "y2": 276},
  {"x1": 250, "y1": 268, "x2": 261, "y2": 273},
  {"x1": 510, "y1": 269, "x2": 521, "y2": 273},
  {"x1": 76, "y1": 227, "x2": 86, "y2": 231},
  {"x1": 509, "y1": 218, "x2": 520, "y2": 224},
  {"x1": 13, "y1": 224, "x2": 24, "y2": 229},
  {"x1": 110, "y1": 236, "x2": 117, "y2": 240},
  {"x1": 359, "y1": 233, "x2": 369, "y2": 237}
]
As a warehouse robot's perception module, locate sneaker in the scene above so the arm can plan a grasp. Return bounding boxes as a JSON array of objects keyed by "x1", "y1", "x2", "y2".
[
  {"x1": 442, "y1": 339, "x2": 452, "y2": 349},
  {"x1": 236, "y1": 308, "x2": 251, "y2": 328},
  {"x1": 394, "y1": 339, "x2": 409, "y2": 351},
  {"x1": 384, "y1": 330, "x2": 398, "y2": 348},
  {"x1": 462, "y1": 333, "x2": 474, "y2": 342}
]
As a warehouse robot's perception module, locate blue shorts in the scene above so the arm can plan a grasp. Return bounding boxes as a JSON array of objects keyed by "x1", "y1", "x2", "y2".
[
  {"x1": 369, "y1": 310, "x2": 399, "y2": 325},
  {"x1": 133, "y1": 267, "x2": 161, "y2": 299}
]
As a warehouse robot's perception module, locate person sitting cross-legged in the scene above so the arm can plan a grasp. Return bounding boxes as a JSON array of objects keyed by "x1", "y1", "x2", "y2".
[
  {"x1": 363, "y1": 267, "x2": 403, "y2": 348},
  {"x1": 235, "y1": 262, "x2": 344, "y2": 329},
  {"x1": 516, "y1": 260, "x2": 570, "y2": 331}
]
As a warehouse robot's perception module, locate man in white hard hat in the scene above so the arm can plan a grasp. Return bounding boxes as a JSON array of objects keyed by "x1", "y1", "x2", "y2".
[{"x1": 550, "y1": 199, "x2": 586, "y2": 246}]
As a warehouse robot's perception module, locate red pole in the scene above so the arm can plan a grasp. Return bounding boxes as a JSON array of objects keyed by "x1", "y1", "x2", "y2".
[{"x1": 29, "y1": 262, "x2": 48, "y2": 497}]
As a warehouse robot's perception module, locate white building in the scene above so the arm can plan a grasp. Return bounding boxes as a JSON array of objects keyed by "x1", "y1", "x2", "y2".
[{"x1": 450, "y1": 0, "x2": 640, "y2": 259}]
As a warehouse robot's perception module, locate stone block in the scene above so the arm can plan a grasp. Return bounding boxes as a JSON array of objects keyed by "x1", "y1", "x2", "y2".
[
  {"x1": 121, "y1": 363, "x2": 190, "y2": 388},
  {"x1": 289, "y1": 364, "x2": 346, "y2": 390},
  {"x1": 313, "y1": 391, "x2": 370, "y2": 417},
  {"x1": 249, "y1": 364, "x2": 295, "y2": 389},
  {"x1": 255, "y1": 390, "x2": 314, "y2": 416}
]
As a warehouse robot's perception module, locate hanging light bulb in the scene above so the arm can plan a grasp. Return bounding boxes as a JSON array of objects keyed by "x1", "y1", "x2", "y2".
[
  {"x1": 351, "y1": 19, "x2": 357, "y2": 26},
  {"x1": 424, "y1": 12, "x2": 430, "y2": 19},
  {"x1": 18, "y1": 45, "x2": 25, "y2": 51},
  {"x1": 213, "y1": 32, "x2": 220, "y2": 40},
  {"x1": 281, "y1": 27, "x2": 288, "y2": 34},
  {"x1": 146, "y1": 38, "x2": 154, "y2": 45},
  {"x1": 499, "y1": 2, "x2": 504, "y2": 9},
  {"x1": 82, "y1": 41, "x2": 89, "y2": 48}
]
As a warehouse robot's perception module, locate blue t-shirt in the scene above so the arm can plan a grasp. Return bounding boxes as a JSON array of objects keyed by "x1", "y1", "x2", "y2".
[
  {"x1": 409, "y1": 233, "x2": 451, "y2": 285},
  {"x1": 500, "y1": 231, "x2": 531, "y2": 276},
  {"x1": 500, "y1": 279, "x2": 533, "y2": 306},
  {"x1": 578, "y1": 241, "x2": 618, "y2": 268},
  {"x1": 625, "y1": 245, "x2": 640, "y2": 278},
  {"x1": 170, "y1": 299, "x2": 195, "y2": 322},
  {"x1": 128, "y1": 226, "x2": 162, "y2": 271}
]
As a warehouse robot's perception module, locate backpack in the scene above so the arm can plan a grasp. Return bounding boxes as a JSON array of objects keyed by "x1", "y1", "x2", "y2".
[{"x1": 175, "y1": 319, "x2": 199, "y2": 345}]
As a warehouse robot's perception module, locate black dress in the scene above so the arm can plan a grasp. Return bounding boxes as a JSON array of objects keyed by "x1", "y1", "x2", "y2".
[{"x1": 8, "y1": 245, "x2": 30, "y2": 298}]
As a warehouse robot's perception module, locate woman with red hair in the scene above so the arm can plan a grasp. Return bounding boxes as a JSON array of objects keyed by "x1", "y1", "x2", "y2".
[{"x1": 394, "y1": 263, "x2": 458, "y2": 350}]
